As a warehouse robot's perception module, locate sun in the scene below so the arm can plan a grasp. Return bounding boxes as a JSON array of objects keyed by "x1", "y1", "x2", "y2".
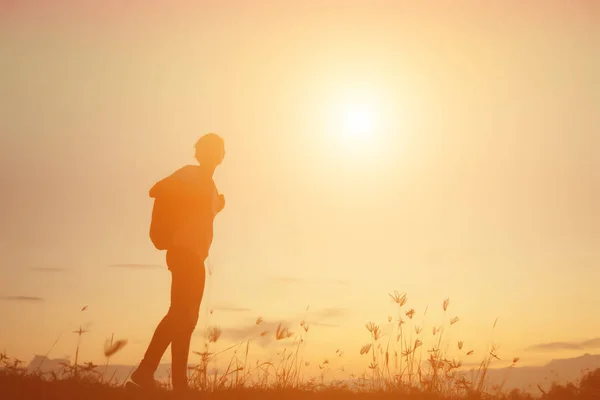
[
  {"x1": 342, "y1": 104, "x2": 375, "y2": 139},
  {"x1": 321, "y1": 86, "x2": 391, "y2": 161},
  {"x1": 338, "y1": 102, "x2": 378, "y2": 147}
]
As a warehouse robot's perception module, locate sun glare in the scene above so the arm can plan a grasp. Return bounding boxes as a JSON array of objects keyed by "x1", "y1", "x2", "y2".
[
  {"x1": 321, "y1": 86, "x2": 394, "y2": 163},
  {"x1": 342, "y1": 104, "x2": 375, "y2": 141}
]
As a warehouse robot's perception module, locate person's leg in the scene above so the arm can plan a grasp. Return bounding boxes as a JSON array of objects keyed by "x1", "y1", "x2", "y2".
[
  {"x1": 168, "y1": 250, "x2": 206, "y2": 391},
  {"x1": 132, "y1": 253, "x2": 181, "y2": 386}
]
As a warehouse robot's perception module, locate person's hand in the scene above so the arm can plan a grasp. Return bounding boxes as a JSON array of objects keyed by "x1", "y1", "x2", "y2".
[{"x1": 217, "y1": 194, "x2": 225, "y2": 212}]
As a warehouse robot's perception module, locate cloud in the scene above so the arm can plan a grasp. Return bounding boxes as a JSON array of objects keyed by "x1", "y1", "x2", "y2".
[
  {"x1": 312, "y1": 307, "x2": 347, "y2": 319},
  {"x1": 308, "y1": 321, "x2": 341, "y2": 328},
  {"x1": 211, "y1": 320, "x2": 298, "y2": 348},
  {"x1": 300, "y1": 307, "x2": 346, "y2": 329},
  {"x1": 224, "y1": 321, "x2": 282, "y2": 340},
  {"x1": 30, "y1": 267, "x2": 67, "y2": 272},
  {"x1": 272, "y1": 277, "x2": 302, "y2": 285},
  {"x1": 330, "y1": 279, "x2": 351, "y2": 285},
  {"x1": 1, "y1": 296, "x2": 44, "y2": 302},
  {"x1": 581, "y1": 338, "x2": 600, "y2": 348},
  {"x1": 212, "y1": 305, "x2": 252, "y2": 313},
  {"x1": 525, "y1": 338, "x2": 600, "y2": 352},
  {"x1": 216, "y1": 310, "x2": 343, "y2": 344},
  {"x1": 108, "y1": 263, "x2": 163, "y2": 269},
  {"x1": 196, "y1": 305, "x2": 346, "y2": 349},
  {"x1": 272, "y1": 276, "x2": 352, "y2": 286}
]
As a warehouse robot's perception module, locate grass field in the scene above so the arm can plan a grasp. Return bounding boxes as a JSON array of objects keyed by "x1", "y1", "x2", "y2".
[
  {"x1": 3, "y1": 291, "x2": 599, "y2": 399},
  {"x1": 3, "y1": 362, "x2": 600, "y2": 400}
]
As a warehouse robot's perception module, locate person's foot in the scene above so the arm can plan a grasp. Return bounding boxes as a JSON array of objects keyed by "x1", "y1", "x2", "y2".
[
  {"x1": 172, "y1": 386, "x2": 194, "y2": 399},
  {"x1": 131, "y1": 366, "x2": 157, "y2": 389}
]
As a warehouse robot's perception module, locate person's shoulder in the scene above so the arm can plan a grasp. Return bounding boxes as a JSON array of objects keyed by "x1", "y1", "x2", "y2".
[
  {"x1": 149, "y1": 165, "x2": 199, "y2": 198},
  {"x1": 171, "y1": 164, "x2": 200, "y2": 179}
]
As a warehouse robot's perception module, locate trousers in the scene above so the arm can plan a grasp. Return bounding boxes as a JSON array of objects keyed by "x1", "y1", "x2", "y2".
[{"x1": 138, "y1": 248, "x2": 206, "y2": 389}]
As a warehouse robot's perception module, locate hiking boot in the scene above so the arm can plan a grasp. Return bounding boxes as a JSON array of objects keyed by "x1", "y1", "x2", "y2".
[
  {"x1": 131, "y1": 367, "x2": 158, "y2": 389},
  {"x1": 172, "y1": 386, "x2": 196, "y2": 399}
]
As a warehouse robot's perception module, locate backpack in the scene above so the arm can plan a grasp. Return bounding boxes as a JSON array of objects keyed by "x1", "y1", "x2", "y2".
[
  {"x1": 148, "y1": 165, "x2": 203, "y2": 250},
  {"x1": 149, "y1": 190, "x2": 178, "y2": 251}
]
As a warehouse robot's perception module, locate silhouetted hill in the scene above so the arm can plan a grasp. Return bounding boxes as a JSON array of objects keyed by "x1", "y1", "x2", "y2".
[
  {"x1": 27, "y1": 355, "x2": 69, "y2": 373},
  {"x1": 482, "y1": 353, "x2": 600, "y2": 394}
]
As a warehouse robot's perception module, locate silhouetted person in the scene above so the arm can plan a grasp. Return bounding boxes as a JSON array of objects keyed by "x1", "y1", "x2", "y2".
[{"x1": 131, "y1": 133, "x2": 225, "y2": 393}]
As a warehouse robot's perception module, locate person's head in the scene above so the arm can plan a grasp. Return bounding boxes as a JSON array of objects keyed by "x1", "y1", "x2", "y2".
[{"x1": 194, "y1": 133, "x2": 225, "y2": 167}]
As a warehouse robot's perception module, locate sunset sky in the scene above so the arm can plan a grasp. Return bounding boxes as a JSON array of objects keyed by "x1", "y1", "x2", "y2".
[{"x1": 0, "y1": 0, "x2": 598, "y2": 377}]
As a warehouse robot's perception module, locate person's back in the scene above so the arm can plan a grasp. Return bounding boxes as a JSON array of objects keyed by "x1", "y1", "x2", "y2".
[{"x1": 131, "y1": 133, "x2": 226, "y2": 393}]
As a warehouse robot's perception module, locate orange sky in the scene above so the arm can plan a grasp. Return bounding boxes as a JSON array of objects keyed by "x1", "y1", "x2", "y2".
[{"x1": 0, "y1": 0, "x2": 598, "y2": 377}]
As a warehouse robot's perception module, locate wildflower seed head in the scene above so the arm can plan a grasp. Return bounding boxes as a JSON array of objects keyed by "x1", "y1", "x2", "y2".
[{"x1": 443, "y1": 298, "x2": 450, "y2": 311}]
